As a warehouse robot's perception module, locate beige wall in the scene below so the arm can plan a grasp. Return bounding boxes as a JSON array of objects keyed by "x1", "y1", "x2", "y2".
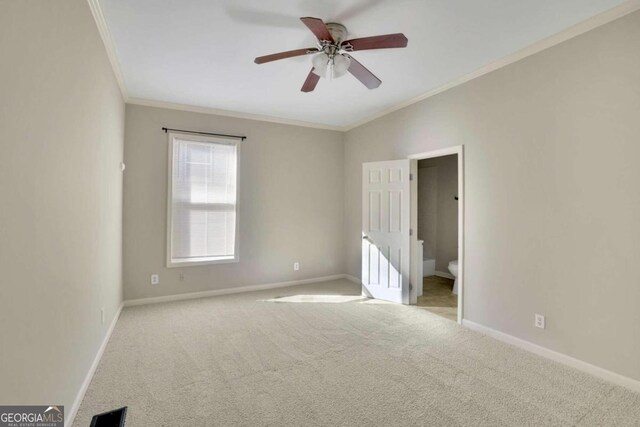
[
  {"x1": 345, "y1": 11, "x2": 640, "y2": 380},
  {"x1": 0, "y1": 0, "x2": 124, "y2": 415},
  {"x1": 123, "y1": 105, "x2": 344, "y2": 300},
  {"x1": 418, "y1": 155, "x2": 458, "y2": 272}
]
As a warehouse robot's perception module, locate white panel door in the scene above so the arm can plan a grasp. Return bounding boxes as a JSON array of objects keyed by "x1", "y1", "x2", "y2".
[{"x1": 362, "y1": 160, "x2": 411, "y2": 304}]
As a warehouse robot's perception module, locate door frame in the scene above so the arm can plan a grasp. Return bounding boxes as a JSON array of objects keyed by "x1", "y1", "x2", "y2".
[{"x1": 408, "y1": 146, "x2": 464, "y2": 324}]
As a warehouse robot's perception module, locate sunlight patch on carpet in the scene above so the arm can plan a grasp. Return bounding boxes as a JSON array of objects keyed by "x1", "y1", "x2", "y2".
[{"x1": 262, "y1": 295, "x2": 368, "y2": 303}]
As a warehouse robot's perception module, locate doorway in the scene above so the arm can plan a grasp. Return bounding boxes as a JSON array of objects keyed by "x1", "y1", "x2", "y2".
[
  {"x1": 409, "y1": 147, "x2": 464, "y2": 324},
  {"x1": 359, "y1": 147, "x2": 464, "y2": 321}
]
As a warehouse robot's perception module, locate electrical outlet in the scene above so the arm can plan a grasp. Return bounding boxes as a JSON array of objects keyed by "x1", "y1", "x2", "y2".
[
  {"x1": 535, "y1": 314, "x2": 545, "y2": 329},
  {"x1": 151, "y1": 274, "x2": 159, "y2": 285},
  {"x1": 293, "y1": 262, "x2": 300, "y2": 271},
  {"x1": 101, "y1": 308, "x2": 105, "y2": 325}
]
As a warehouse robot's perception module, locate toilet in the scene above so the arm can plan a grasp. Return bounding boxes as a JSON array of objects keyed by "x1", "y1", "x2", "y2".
[{"x1": 448, "y1": 260, "x2": 459, "y2": 295}]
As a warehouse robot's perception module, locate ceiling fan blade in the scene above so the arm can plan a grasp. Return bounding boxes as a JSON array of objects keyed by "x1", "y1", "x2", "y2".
[
  {"x1": 345, "y1": 55, "x2": 381, "y2": 89},
  {"x1": 300, "y1": 17, "x2": 335, "y2": 42},
  {"x1": 344, "y1": 33, "x2": 408, "y2": 51},
  {"x1": 255, "y1": 48, "x2": 318, "y2": 64},
  {"x1": 301, "y1": 68, "x2": 320, "y2": 92}
]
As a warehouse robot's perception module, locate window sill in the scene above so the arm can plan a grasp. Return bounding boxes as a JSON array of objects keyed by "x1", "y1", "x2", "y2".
[{"x1": 167, "y1": 256, "x2": 239, "y2": 268}]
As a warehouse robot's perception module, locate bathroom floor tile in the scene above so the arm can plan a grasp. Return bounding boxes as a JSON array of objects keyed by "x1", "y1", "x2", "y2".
[{"x1": 417, "y1": 276, "x2": 458, "y2": 321}]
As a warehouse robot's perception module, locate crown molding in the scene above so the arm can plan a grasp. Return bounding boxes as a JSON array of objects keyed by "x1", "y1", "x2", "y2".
[
  {"x1": 126, "y1": 98, "x2": 345, "y2": 131},
  {"x1": 87, "y1": 0, "x2": 129, "y2": 101},
  {"x1": 343, "y1": 0, "x2": 640, "y2": 131}
]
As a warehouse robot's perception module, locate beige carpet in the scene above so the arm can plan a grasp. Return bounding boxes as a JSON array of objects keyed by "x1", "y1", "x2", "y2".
[{"x1": 73, "y1": 279, "x2": 640, "y2": 426}]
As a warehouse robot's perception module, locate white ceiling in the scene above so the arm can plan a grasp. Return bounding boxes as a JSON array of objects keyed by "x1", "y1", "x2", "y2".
[{"x1": 100, "y1": 0, "x2": 627, "y2": 128}]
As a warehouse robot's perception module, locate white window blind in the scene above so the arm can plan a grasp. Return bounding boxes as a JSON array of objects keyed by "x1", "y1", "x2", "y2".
[{"x1": 168, "y1": 134, "x2": 239, "y2": 266}]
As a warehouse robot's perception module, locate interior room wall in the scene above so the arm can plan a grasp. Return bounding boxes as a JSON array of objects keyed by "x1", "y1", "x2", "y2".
[
  {"x1": 123, "y1": 104, "x2": 345, "y2": 301},
  {"x1": 344, "y1": 10, "x2": 640, "y2": 381},
  {"x1": 418, "y1": 155, "x2": 459, "y2": 273},
  {"x1": 0, "y1": 0, "x2": 125, "y2": 415},
  {"x1": 417, "y1": 166, "x2": 438, "y2": 259}
]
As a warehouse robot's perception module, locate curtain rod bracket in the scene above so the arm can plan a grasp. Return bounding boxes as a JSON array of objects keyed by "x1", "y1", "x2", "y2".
[{"x1": 162, "y1": 127, "x2": 246, "y2": 141}]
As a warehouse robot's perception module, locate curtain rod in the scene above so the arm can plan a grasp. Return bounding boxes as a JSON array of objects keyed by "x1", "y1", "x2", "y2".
[{"x1": 162, "y1": 127, "x2": 246, "y2": 141}]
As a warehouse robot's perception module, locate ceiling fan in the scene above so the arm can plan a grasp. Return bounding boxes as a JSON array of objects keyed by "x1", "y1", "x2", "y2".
[{"x1": 254, "y1": 17, "x2": 408, "y2": 92}]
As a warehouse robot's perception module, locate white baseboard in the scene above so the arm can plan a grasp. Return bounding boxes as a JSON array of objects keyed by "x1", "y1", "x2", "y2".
[
  {"x1": 66, "y1": 302, "x2": 124, "y2": 427},
  {"x1": 435, "y1": 271, "x2": 455, "y2": 280},
  {"x1": 344, "y1": 274, "x2": 361, "y2": 285},
  {"x1": 123, "y1": 274, "x2": 349, "y2": 307},
  {"x1": 462, "y1": 319, "x2": 640, "y2": 393}
]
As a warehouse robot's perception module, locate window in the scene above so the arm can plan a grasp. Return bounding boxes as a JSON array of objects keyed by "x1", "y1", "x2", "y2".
[{"x1": 167, "y1": 133, "x2": 239, "y2": 267}]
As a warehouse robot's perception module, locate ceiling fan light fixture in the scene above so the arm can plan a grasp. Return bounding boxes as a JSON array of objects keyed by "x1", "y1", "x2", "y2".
[
  {"x1": 332, "y1": 54, "x2": 351, "y2": 78},
  {"x1": 312, "y1": 52, "x2": 350, "y2": 79},
  {"x1": 311, "y1": 52, "x2": 329, "y2": 77}
]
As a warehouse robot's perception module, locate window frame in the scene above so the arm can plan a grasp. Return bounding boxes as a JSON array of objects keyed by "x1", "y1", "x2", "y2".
[{"x1": 166, "y1": 132, "x2": 241, "y2": 268}]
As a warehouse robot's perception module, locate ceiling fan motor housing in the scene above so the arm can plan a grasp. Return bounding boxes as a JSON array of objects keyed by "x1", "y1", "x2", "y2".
[{"x1": 326, "y1": 23, "x2": 348, "y2": 45}]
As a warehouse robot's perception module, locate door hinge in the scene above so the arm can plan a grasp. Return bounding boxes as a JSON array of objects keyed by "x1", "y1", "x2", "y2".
[
  {"x1": 409, "y1": 173, "x2": 413, "y2": 181},
  {"x1": 409, "y1": 228, "x2": 413, "y2": 236},
  {"x1": 410, "y1": 283, "x2": 414, "y2": 291}
]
